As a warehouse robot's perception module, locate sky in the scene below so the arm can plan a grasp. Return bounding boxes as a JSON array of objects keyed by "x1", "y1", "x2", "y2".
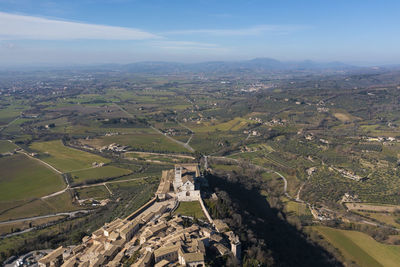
[{"x1": 0, "y1": 0, "x2": 399, "y2": 66}]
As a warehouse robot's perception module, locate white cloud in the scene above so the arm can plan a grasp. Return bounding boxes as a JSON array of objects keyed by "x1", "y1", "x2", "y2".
[
  {"x1": 152, "y1": 41, "x2": 217, "y2": 48},
  {"x1": 163, "y1": 24, "x2": 308, "y2": 36},
  {"x1": 150, "y1": 41, "x2": 230, "y2": 52},
  {"x1": 0, "y1": 11, "x2": 159, "y2": 40}
]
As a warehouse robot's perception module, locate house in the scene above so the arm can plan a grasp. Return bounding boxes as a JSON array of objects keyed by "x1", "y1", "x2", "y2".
[
  {"x1": 213, "y1": 219, "x2": 229, "y2": 233},
  {"x1": 38, "y1": 246, "x2": 64, "y2": 267},
  {"x1": 178, "y1": 251, "x2": 205, "y2": 267},
  {"x1": 154, "y1": 245, "x2": 180, "y2": 263},
  {"x1": 119, "y1": 219, "x2": 140, "y2": 241}
]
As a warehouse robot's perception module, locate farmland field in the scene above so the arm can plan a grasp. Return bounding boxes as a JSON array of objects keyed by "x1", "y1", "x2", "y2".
[
  {"x1": 75, "y1": 186, "x2": 110, "y2": 200},
  {"x1": 356, "y1": 211, "x2": 400, "y2": 228},
  {"x1": 0, "y1": 140, "x2": 17, "y2": 153},
  {"x1": 0, "y1": 191, "x2": 82, "y2": 221},
  {"x1": 313, "y1": 226, "x2": 400, "y2": 267},
  {"x1": 0, "y1": 154, "x2": 64, "y2": 202},
  {"x1": 345, "y1": 203, "x2": 400, "y2": 213},
  {"x1": 30, "y1": 140, "x2": 110, "y2": 172},
  {"x1": 69, "y1": 165, "x2": 132, "y2": 183},
  {"x1": 123, "y1": 151, "x2": 194, "y2": 164},
  {"x1": 187, "y1": 117, "x2": 255, "y2": 133},
  {"x1": 4, "y1": 55, "x2": 400, "y2": 266},
  {"x1": 0, "y1": 215, "x2": 66, "y2": 236},
  {"x1": 81, "y1": 132, "x2": 189, "y2": 153},
  {"x1": 0, "y1": 104, "x2": 24, "y2": 126}
]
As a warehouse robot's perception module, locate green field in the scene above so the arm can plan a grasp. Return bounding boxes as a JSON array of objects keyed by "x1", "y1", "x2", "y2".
[
  {"x1": 69, "y1": 165, "x2": 132, "y2": 183},
  {"x1": 0, "y1": 140, "x2": 17, "y2": 153},
  {"x1": 314, "y1": 226, "x2": 400, "y2": 267},
  {"x1": 356, "y1": 211, "x2": 400, "y2": 229},
  {"x1": 174, "y1": 201, "x2": 206, "y2": 219},
  {"x1": 30, "y1": 140, "x2": 110, "y2": 172},
  {"x1": 188, "y1": 117, "x2": 254, "y2": 133},
  {"x1": 0, "y1": 191, "x2": 82, "y2": 221},
  {"x1": 75, "y1": 186, "x2": 110, "y2": 200},
  {"x1": 82, "y1": 132, "x2": 189, "y2": 153},
  {"x1": 212, "y1": 164, "x2": 241, "y2": 172},
  {"x1": 123, "y1": 152, "x2": 194, "y2": 164},
  {"x1": 0, "y1": 104, "x2": 24, "y2": 126},
  {"x1": 0, "y1": 215, "x2": 66, "y2": 236},
  {"x1": 285, "y1": 200, "x2": 311, "y2": 217},
  {"x1": 0, "y1": 154, "x2": 64, "y2": 202}
]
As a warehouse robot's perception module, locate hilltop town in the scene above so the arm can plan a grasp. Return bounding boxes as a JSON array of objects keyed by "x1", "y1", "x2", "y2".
[{"x1": 35, "y1": 164, "x2": 241, "y2": 267}]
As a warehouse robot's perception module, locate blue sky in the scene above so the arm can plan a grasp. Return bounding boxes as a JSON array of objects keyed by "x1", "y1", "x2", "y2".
[{"x1": 0, "y1": 0, "x2": 399, "y2": 66}]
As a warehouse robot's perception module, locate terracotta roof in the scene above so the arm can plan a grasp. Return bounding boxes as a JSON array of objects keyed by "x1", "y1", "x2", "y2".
[
  {"x1": 182, "y1": 252, "x2": 204, "y2": 263},
  {"x1": 38, "y1": 246, "x2": 64, "y2": 263},
  {"x1": 181, "y1": 173, "x2": 194, "y2": 184},
  {"x1": 154, "y1": 244, "x2": 181, "y2": 258},
  {"x1": 155, "y1": 259, "x2": 170, "y2": 267}
]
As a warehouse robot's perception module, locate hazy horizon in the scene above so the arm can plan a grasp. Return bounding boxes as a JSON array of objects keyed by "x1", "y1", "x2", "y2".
[
  {"x1": 0, "y1": 57, "x2": 394, "y2": 70},
  {"x1": 1, "y1": 0, "x2": 400, "y2": 66}
]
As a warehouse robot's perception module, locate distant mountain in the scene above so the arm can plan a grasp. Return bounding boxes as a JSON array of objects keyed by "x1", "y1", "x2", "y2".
[
  {"x1": 1, "y1": 58, "x2": 355, "y2": 74},
  {"x1": 110, "y1": 58, "x2": 355, "y2": 74}
]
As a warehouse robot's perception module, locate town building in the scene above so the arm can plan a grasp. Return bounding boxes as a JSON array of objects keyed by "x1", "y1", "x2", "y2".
[{"x1": 34, "y1": 164, "x2": 240, "y2": 267}]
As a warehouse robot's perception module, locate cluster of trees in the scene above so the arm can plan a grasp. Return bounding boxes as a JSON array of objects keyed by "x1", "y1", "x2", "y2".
[{"x1": 204, "y1": 161, "x2": 342, "y2": 266}]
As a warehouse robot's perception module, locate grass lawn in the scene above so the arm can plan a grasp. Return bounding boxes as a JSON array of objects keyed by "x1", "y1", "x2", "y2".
[
  {"x1": 0, "y1": 140, "x2": 17, "y2": 153},
  {"x1": 285, "y1": 200, "x2": 311, "y2": 217},
  {"x1": 314, "y1": 226, "x2": 400, "y2": 267},
  {"x1": 30, "y1": 140, "x2": 110, "y2": 172},
  {"x1": 0, "y1": 154, "x2": 64, "y2": 202},
  {"x1": 174, "y1": 201, "x2": 206, "y2": 219},
  {"x1": 69, "y1": 165, "x2": 132, "y2": 183},
  {"x1": 212, "y1": 164, "x2": 241, "y2": 172}
]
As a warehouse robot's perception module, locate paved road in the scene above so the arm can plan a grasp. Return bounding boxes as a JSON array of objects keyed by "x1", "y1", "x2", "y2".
[
  {"x1": 176, "y1": 121, "x2": 195, "y2": 146},
  {"x1": 273, "y1": 171, "x2": 291, "y2": 198},
  {"x1": 72, "y1": 176, "x2": 149, "y2": 190},
  {"x1": 10, "y1": 143, "x2": 70, "y2": 199},
  {"x1": 208, "y1": 155, "x2": 292, "y2": 198},
  {"x1": 41, "y1": 186, "x2": 69, "y2": 199},
  {"x1": 296, "y1": 182, "x2": 306, "y2": 201},
  {"x1": 0, "y1": 210, "x2": 90, "y2": 225},
  {"x1": 113, "y1": 103, "x2": 135, "y2": 118},
  {"x1": 0, "y1": 116, "x2": 20, "y2": 132},
  {"x1": 41, "y1": 176, "x2": 149, "y2": 199},
  {"x1": 114, "y1": 102, "x2": 195, "y2": 152},
  {"x1": 150, "y1": 126, "x2": 195, "y2": 152},
  {"x1": 209, "y1": 154, "x2": 400, "y2": 231},
  {"x1": 17, "y1": 151, "x2": 62, "y2": 174}
]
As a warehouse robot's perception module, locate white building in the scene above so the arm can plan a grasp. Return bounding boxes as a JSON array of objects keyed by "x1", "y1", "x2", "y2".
[{"x1": 173, "y1": 165, "x2": 201, "y2": 202}]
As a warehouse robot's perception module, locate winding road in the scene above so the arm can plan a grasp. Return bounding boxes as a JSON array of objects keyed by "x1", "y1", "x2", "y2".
[{"x1": 205, "y1": 154, "x2": 400, "y2": 232}]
